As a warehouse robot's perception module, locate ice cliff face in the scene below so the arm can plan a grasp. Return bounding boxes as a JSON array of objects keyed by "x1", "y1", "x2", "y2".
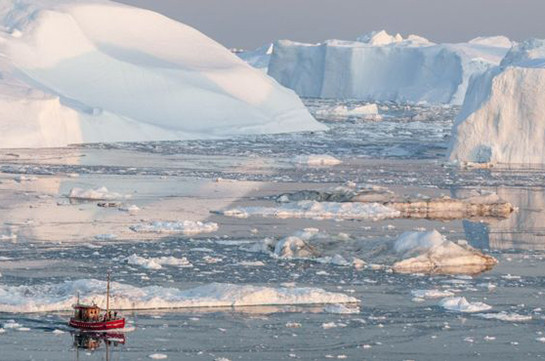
[
  {"x1": 448, "y1": 39, "x2": 545, "y2": 164},
  {"x1": 267, "y1": 31, "x2": 511, "y2": 105},
  {"x1": 0, "y1": 0, "x2": 325, "y2": 148}
]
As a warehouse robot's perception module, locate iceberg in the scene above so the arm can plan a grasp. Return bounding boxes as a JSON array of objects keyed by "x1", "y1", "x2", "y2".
[
  {"x1": 0, "y1": 0, "x2": 325, "y2": 148},
  {"x1": 268, "y1": 31, "x2": 511, "y2": 105},
  {"x1": 0, "y1": 280, "x2": 359, "y2": 313},
  {"x1": 448, "y1": 39, "x2": 545, "y2": 164}
]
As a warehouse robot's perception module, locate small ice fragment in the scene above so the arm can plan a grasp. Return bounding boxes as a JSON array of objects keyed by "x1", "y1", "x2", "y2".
[{"x1": 148, "y1": 354, "x2": 168, "y2": 359}]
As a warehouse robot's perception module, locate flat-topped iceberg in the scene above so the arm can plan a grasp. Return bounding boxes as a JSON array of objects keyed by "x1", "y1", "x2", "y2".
[
  {"x1": 267, "y1": 30, "x2": 512, "y2": 105},
  {"x1": 0, "y1": 0, "x2": 325, "y2": 148},
  {"x1": 449, "y1": 39, "x2": 545, "y2": 164},
  {"x1": 0, "y1": 280, "x2": 358, "y2": 312}
]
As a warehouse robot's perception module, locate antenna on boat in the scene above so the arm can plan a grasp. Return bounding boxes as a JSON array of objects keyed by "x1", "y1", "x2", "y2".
[
  {"x1": 106, "y1": 271, "x2": 110, "y2": 315},
  {"x1": 76, "y1": 292, "x2": 80, "y2": 305}
]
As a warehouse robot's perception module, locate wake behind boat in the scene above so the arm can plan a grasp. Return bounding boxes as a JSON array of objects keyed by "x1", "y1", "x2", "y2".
[{"x1": 69, "y1": 273, "x2": 126, "y2": 331}]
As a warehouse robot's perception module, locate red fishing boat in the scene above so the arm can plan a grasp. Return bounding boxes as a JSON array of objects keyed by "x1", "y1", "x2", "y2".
[{"x1": 69, "y1": 273, "x2": 126, "y2": 331}]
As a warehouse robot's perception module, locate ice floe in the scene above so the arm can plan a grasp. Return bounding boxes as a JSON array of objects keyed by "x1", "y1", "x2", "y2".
[
  {"x1": 0, "y1": 280, "x2": 358, "y2": 312},
  {"x1": 130, "y1": 221, "x2": 219, "y2": 235},
  {"x1": 438, "y1": 297, "x2": 492, "y2": 313},
  {"x1": 275, "y1": 186, "x2": 513, "y2": 220},
  {"x1": 392, "y1": 230, "x2": 498, "y2": 274},
  {"x1": 411, "y1": 289, "x2": 455, "y2": 299},
  {"x1": 475, "y1": 312, "x2": 532, "y2": 322},
  {"x1": 126, "y1": 254, "x2": 193, "y2": 270},
  {"x1": 292, "y1": 155, "x2": 342, "y2": 166},
  {"x1": 315, "y1": 104, "x2": 382, "y2": 121},
  {"x1": 217, "y1": 200, "x2": 399, "y2": 221},
  {"x1": 69, "y1": 186, "x2": 129, "y2": 200}
]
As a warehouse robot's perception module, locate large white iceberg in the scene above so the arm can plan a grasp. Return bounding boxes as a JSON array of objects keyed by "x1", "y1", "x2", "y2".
[
  {"x1": 267, "y1": 30, "x2": 512, "y2": 105},
  {"x1": 448, "y1": 39, "x2": 545, "y2": 164},
  {"x1": 0, "y1": 0, "x2": 325, "y2": 148}
]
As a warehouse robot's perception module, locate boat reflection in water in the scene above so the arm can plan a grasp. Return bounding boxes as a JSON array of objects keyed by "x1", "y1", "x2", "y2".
[{"x1": 73, "y1": 331, "x2": 126, "y2": 360}]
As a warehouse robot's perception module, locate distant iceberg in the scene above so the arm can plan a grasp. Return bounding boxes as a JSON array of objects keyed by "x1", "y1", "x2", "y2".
[
  {"x1": 448, "y1": 39, "x2": 545, "y2": 164},
  {"x1": 266, "y1": 30, "x2": 512, "y2": 105},
  {"x1": 0, "y1": 0, "x2": 325, "y2": 148}
]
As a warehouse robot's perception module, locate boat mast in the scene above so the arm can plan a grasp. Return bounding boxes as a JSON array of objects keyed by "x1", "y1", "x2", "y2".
[{"x1": 106, "y1": 272, "x2": 110, "y2": 315}]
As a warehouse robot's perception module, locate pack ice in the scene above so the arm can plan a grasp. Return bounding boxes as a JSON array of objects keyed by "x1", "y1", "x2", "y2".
[
  {"x1": 267, "y1": 30, "x2": 512, "y2": 104},
  {"x1": 448, "y1": 39, "x2": 545, "y2": 164},
  {"x1": 0, "y1": 0, "x2": 325, "y2": 148}
]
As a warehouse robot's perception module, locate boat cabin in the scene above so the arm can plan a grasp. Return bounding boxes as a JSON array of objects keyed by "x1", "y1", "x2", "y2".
[{"x1": 74, "y1": 304, "x2": 102, "y2": 322}]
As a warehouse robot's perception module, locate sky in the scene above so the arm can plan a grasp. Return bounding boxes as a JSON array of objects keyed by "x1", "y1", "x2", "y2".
[{"x1": 116, "y1": 0, "x2": 545, "y2": 49}]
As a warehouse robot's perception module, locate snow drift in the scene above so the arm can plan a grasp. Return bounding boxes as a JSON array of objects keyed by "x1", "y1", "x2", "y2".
[
  {"x1": 448, "y1": 39, "x2": 545, "y2": 164},
  {"x1": 0, "y1": 280, "x2": 358, "y2": 313},
  {"x1": 267, "y1": 31, "x2": 512, "y2": 105},
  {"x1": 0, "y1": 0, "x2": 325, "y2": 148}
]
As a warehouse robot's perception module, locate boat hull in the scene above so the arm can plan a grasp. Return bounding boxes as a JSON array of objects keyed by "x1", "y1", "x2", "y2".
[{"x1": 69, "y1": 318, "x2": 126, "y2": 331}]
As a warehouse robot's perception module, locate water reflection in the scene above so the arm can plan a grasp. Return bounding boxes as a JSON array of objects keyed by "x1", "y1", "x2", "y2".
[
  {"x1": 73, "y1": 331, "x2": 125, "y2": 360},
  {"x1": 461, "y1": 187, "x2": 545, "y2": 251}
]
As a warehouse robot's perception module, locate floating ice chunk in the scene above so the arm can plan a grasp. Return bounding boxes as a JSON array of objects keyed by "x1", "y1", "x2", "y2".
[
  {"x1": 0, "y1": 234, "x2": 17, "y2": 241},
  {"x1": 0, "y1": 281, "x2": 358, "y2": 312},
  {"x1": 411, "y1": 289, "x2": 455, "y2": 299},
  {"x1": 126, "y1": 254, "x2": 192, "y2": 270},
  {"x1": 322, "y1": 322, "x2": 339, "y2": 329},
  {"x1": 292, "y1": 155, "x2": 342, "y2": 166},
  {"x1": 2, "y1": 322, "x2": 21, "y2": 328},
  {"x1": 119, "y1": 205, "x2": 140, "y2": 214},
  {"x1": 95, "y1": 234, "x2": 117, "y2": 241},
  {"x1": 315, "y1": 104, "x2": 381, "y2": 120},
  {"x1": 236, "y1": 261, "x2": 265, "y2": 267},
  {"x1": 130, "y1": 221, "x2": 218, "y2": 235},
  {"x1": 69, "y1": 187, "x2": 129, "y2": 200},
  {"x1": 219, "y1": 201, "x2": 399, "y2": 221},
  {"x1": 275, "y1": 236, "x2": 317, "y2": 259},
  {"x1": 52, "y1": 329, "x2": 65, "y2": 334},
  {"x1": 392, "y1": 230, "x2": 497, "y2": 274},
  {"x1": 323, "y1": 304, "x2": 360, "y2": 314},
  {"x1": 439, "y1": 297, "x2": 492, "y2": 313},
  {"x1": 475, "y1": 312, "x2": 532, "y2": 322},
  {"x1": 148, "y1": 354, "x2": 168, "y2": 360}
]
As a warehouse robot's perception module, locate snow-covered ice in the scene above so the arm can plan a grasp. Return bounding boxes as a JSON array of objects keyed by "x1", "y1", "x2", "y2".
[
  {"x1": 315, "y1": 104, "x2": 382, "y2": 120},
  {"x1": 68, "y1": 186, "x2": 129, "y2": 200},
  {"x1": 392, "y1": 230, "x2": 498, "y2": 274},
  {"x1": 475, "y1": 312, "x2": 532, "y2": 322},
  {"x1": 130, "y1": 221, "x2": 219, "y2": 235},
  {"x1": 0, "y1": 0, "x2": 325, "y2": 148},
  {"x1": 292, "y1": 155, "x2": 343, "y2": 166},
  {"x1": 411, "y1": 289, "x2": 455, "y2": 299},
  {"x1": 449, "y1": 38, "x2": 545, "y2": 164},
  {"x1": 218, "y1": 200, "x2": 400, "y2": 221},
  {"x1": 0, "y1": 280, "x2": 359, "y2": 312},
  {"x1": 126, "y1": 254, "x2": 193, "y2": 270},
  {"x1": 439, "y1": 297, "x2": 492, "y2": 313}
]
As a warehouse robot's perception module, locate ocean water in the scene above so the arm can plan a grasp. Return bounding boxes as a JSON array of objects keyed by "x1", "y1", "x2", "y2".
[{"x1": 0, "y1": 99, "x2": 544, "y2": 360}]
